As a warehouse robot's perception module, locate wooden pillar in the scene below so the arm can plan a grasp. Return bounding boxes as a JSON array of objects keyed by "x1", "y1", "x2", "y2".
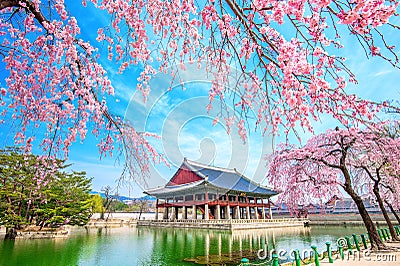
[
  {"x1": 245, "y1": 196, "x2": 250, "y2": 219},
  {"x1": 215, "y1": 204, "x2": 221, "y2": 219},
  {"x1": 163, "y1": 207, "x2": 168, "y2": 220},
  {"x1": 261, "y1": 198, "x2": 266, "y2": 219},
  {"x1": 235, "y1": 195, "x2": 239, "y2": 219},
  {"x1": 170, "y1": 206, "x2": 175, "y2": 220},
  {"x1": 182, "y1": 206, "x2": 187, "y2": 220},
  {"x1": 226, "y1": 205, "x2": 231, "y2": 219},
  {"x1": 155, "y1": 199, "x2": 159, "y2": 220},
  {"x1": 254, "y1": 206, "x2": 258, "y2": 219},
  {"x1": 268, "y1": 198, "x2": 273, "y2": 219},
  {"x1": 192, "y1": 204, "x2": 197, "y2": 219},
  {"x1": 246, "y1": 206, "x2": 250, "y2": 219},
  {"x1": 204, "y1": 191, "x2": 209, "y2": 220}
]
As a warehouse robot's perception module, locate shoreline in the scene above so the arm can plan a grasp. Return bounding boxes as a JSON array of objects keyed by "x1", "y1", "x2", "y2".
[{"x1": 306, "y1": 213, "x2": 398, "y2": 226}]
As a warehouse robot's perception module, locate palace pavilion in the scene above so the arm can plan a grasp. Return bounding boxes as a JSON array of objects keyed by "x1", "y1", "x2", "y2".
[{"x1": 144, "y1": 158, "x2": 278, "y2": 220}]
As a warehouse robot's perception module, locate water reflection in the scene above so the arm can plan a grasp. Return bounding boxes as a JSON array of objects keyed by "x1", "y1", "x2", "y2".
[
  {"x1": 0, "y1": 235, "x2": 83, "y2": 266},
  {"x1": 0, "y1": 226, "x2": 366, "y2": 266},
  {"x1": 142, "y1": 226, "x2": 312, "y2": 265}
]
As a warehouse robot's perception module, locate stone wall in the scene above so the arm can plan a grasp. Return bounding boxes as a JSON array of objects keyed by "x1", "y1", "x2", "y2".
[
  {"x1": 15, "y1": 229, "x2": 69, "y2": 239},
  {"x1": 137, "y1": 218, "x2": 308, "y2": 230}
]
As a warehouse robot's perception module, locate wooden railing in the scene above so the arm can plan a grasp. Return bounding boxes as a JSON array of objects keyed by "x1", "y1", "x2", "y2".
[
  {"x1": 158, "y1": 200, "x2": 270, "y2": 208},
  {"x1": 147, "y1": 218, "x2": 308, "y2": 224}
]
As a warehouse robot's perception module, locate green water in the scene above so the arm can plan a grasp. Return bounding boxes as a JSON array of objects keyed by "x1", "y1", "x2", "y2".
[{"x1": 0, "y1": 225, "x2": 367, "y2": 266}]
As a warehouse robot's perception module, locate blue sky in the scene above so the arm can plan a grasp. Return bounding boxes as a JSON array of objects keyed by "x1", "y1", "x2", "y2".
[{"x1": 0, "y1": 2, "x2": 399, "y2": 197}]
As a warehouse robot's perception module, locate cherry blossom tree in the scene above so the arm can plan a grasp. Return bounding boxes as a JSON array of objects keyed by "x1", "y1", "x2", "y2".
[
  {"x1": 0, "y1": 0, "x2": 163, "y2": 181},
  {"x1": 378, "y1": 121, "x2": 400, "y2": 225},
  {"x1": 381, "y1": 180, "x2": 400, "y2": 224},
  {"x1": 266, "y1": 126, "x2": 400, "y2": 250},
  {"x1": 349, "y1": 128, "x2": 400, "y2": 241},
  {"x1": 0, "y1": 0, "x2": 400, "y2": 183},
  {"x1": 384, "y1": 192, "x2": 400, "y2": 225}
]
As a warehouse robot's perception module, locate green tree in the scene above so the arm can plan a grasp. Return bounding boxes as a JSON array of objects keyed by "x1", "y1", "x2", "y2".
[
  {"x1": 0, "y1": 147, "x2": 49, "y2": 230},
  {"x1": 110, "y1": 201, "x2": 129, "y2": 212},
  {"x1": 90, "y1": 194, "x2": 105, "y2": 214},
  {"x1": 34, "y1": 171, "x2": 93, "y2": 229},
  {"x1": 0, "y1": 148, "x2": 94, "y2": 238}
]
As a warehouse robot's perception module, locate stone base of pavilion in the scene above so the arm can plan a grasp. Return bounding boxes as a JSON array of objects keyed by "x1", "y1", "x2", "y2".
[{"x1": 137, "y1": 218, "x2": 309, "y2": 230}]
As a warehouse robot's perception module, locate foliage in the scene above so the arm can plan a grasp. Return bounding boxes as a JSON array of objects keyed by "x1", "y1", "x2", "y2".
[
  {"x1": 89, "y1": 192, "x2": 150, "y2": 214},
  {"x1": 110, "y1": 201, "x2": 129, "y2": 212},
  {"x1": 90, "y1": 194, "x2": 105, "y2": 214},
  {"x1": 35, "y1": 171, "x2": 93, "y2": 228},
  {"x1": 0, "y1": 147, "x2": 93, "y2": 229}
]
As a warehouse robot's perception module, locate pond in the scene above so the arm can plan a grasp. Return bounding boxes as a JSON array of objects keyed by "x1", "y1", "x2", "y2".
[{"x1": 0, "y1": 225, "x2": 366, "y2": 265}]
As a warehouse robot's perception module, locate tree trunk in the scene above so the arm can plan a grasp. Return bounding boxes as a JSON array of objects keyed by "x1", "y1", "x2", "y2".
[
  {"x1": 17, "y1": 186, "x2": 25, "y2": 218},
  {"x1": 340, "y1": 159, "x2": 386, "y2": 250},
  {"x1": 373, "y1": 184, "x2": 400, "y2": 241},
  {"x1": 344, "y1": 186, "x2": 386, "y2": 250},
  {"x1": 39, "y1": 221, "x2": 44, "y2": 231},
  {"x1": 24, "y1": 202, "x2": 31, "y2": 223},
  {"x1": 139, "y1": 207, "x2": 143, "y2": 220},
  {"x1": 24, "y1": 191, "x2": 33, "y2": 223},
  {"x1": 385, "y1": 200, "x2": 400, "y2": 225},
  {"x1": 4, "y1": 228, "x2": 17, "y2": 240}
]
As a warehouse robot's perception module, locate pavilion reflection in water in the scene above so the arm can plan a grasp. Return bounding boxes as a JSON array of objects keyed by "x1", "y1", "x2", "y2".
[{"x1": 145, "y1": 226, "x2": 311, "y2": 264}]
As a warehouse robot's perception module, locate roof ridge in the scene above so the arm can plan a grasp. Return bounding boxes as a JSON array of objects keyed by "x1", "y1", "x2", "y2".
[
  {"x1": 165, "y1": 179, "x2": 204, "y2": 188},
  {"x1": 182, "y1": 160, "x2": 208, "y2": 179},
  {"x1": 184, "y1": 158, "x2": 237, "y2": 173}
]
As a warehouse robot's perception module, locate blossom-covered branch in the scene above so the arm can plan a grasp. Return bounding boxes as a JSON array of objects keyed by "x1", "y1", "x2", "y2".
[
  {"x1": 0, "y1": 0, "x2": 163, "y2": 179},
  {"x1": 88, "y1": 0, "x2": 400, "y2": 138}
]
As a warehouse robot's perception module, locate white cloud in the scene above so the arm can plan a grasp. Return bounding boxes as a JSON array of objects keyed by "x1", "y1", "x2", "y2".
[{"x1": 373, "y1": 69, "x2": 394, "y2": 77}]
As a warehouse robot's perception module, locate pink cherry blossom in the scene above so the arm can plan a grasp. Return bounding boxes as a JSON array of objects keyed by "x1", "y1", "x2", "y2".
[
  {"x1": 0, "y1": 0, "x2": 399, "y2": 185},
  {"x1": 267, "y1": 124, "x2": 400, "y2": 249}
]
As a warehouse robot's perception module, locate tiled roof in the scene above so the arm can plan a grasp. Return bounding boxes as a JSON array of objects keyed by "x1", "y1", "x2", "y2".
[
  {"x1": 183, "y1": 159, "x2": 277, "y2": 196},
  {"x1": 144, "y1": 159, "x2": 278, "y2": 197}
]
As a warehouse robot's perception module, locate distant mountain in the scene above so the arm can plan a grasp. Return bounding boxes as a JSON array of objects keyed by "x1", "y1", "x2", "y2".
[{"x1": 90, "y1": 191, "x2": 155, "y2": 202}]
